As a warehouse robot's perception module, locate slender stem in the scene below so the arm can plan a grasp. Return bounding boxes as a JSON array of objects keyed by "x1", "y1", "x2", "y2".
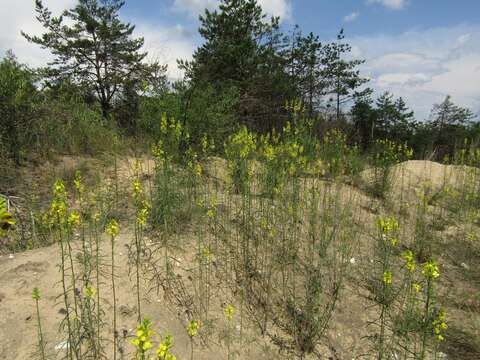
[
  {"x1": 111, "y1": 234, "x2": 117, "y2": 360},
  {"x1": 35, "y1": 297, "x2": 46, "y2": 360}
]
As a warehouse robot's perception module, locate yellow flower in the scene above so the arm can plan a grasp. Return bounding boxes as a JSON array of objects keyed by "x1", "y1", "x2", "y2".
[
  {"x1": 194, "y1": 163, "x2": 202, "y2": 177},
  {"x1": 106, "y1": 219, "x2": 119, "y2": 237},
  {"x1": 432, "y1": 309, "x2": 448, "y2": 341},
  {"x1": 376, "y1": 217, "x2": 399, "y2": 235},
  {"x1": 224, "y1": 304, "x2": 235, "y2": 321},
  {"x1": 132, "y1": 319, "x2": 155, "y2": 353},
  {"x1": 413, "y1": 283, "x2": 422, "y2": 293},
  {"x1": 156, "y1": 335, "x2": 176, "y2": 360},
  {"x1": 137, "y1": 201, "x2": 150, "y2": 226},
  {"x1": 206, "y1": 209, "x2": 215, "y2": 218},
  {"x1": 187, "y1": 320, "x2": 199, "y2": 337},
  {"x1": 132, "y1": 179, "x2": 144, "y2": 201},
  {"x1": 402, "y1": 250, "x2": 416, "y2": 272},
  {"x1": 73, "y1": 171, "x2": 84, "y2": 195},
  {"x1": 422, "y1": 259, "x2": 440, "y2": 280},
  {"x1": 84, "y1": 286, "x2": 96, "y2": 298},
  {"x1": 54, "y1": 180, "x2": 66, "y2": 197},
  {"x1": 201, "y1": 247, "x2": 212, "y2": 261},
  {"x1": 383, "y1": 271, "x2": 393, "y2": 285},
  {"x1": 67, "y1": 211, "x2": 81, "y2": 227}
]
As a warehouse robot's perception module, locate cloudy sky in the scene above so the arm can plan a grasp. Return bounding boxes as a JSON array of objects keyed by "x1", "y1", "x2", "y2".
[{"x1": 1, "y1": 0, "x2": 479, "y2": 120}]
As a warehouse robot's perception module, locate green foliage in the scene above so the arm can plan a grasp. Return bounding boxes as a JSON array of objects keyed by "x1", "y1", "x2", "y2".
[
  {"x1": 23, "y1": 0, "x2": 166, "y2": 120},
  {"x1": 0, "y1": 51, "x2": 37, "y2": 164},
  {"x1": 368, "y1": 139, "x2": 413, "y2": 199},
  {"x1": 320, "y1": 128, "x2": 363, "y2": 179},
  {"x1": 224, "y1": 126, "x2": 257, "y2": 194}
]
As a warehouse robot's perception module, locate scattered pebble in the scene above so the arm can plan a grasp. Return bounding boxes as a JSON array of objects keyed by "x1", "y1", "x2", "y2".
[
  {"x1": 8, "y1": 254, "x2": 14, "y2": 259},
  {"x1": 461, "y1": 262, "x2": 470, "y2": 270}
]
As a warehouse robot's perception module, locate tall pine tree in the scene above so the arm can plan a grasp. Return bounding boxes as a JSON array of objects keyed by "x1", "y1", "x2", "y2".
[{"x1": 23, "y1": 0, "x2": 165, "y2": 120}]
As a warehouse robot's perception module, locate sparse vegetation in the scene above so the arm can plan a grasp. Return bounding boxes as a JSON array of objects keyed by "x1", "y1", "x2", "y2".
[{"x1": 0, "y1": 0, "x2": 479, "y2": 359}]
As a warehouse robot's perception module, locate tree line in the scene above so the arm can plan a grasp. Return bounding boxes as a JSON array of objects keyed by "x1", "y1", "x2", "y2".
[{"x1": 1, "y1": 0, "x2": 478, "y2": 166}]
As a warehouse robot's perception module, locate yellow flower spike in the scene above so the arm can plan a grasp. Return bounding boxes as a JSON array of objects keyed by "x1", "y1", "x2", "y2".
[
  {"x1": 187, "y1": 320, "x2": 199, "y2": 337},
  {"x1": 106, "y1": 219, "x2": 119, "y2": 237},
  {"x1": 194, "y1": 163, "x2": 202, "y2": 177},
  {"x1": 132, "y1": 319, "x2": 156, "y2": 355},
  {"x1": 422, "y1": 259, "x2": 440, "y2": 280},
  {"x1": 383, "y1": 271, "x2": 393, "y2": 285},
  {"x1": 68, "y1": 211, "x2": 81, "y2": 227},
  {"x1": 73, "y1": 170, "x2": 84, "y2": 195},
  {"x1": 402, "y1": 250, "x2": 416, "y2": 273},
  {"x1": 413, "y1": 283, "x2": 422, "y2": 293},
  {"x1": 206, "y1": 209, "x2": 215, "y2": 218},
  {"x1": 132, "y1": 179, "x2": 144, "y2": 201},
  {"x1": 84, "y1": 286, "x2": 96, "y2": 298},
  {"x1": 432, "y1": 309, "x2": 448, "y2": 341},
  {"x1": 156, "y1": 335, "x2": 176, "y2": 360},
  {"x1": 53, "y1": 180, "x2": 66, "y2": 197},
  {"x1": 224, "y1": 304, "x2": 235, "y2": 321}
]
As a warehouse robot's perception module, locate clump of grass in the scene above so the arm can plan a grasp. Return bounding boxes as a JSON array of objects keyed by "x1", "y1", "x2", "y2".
[{"x1": 367, "y1": 139, "x2": 412, "y2": 199}]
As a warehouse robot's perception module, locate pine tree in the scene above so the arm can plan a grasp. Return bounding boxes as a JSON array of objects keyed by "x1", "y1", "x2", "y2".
[
  {"x1": 321, "y1": 29, "x2": 370, "y2": 122},
  {"x1": 23, "y1": 0, "x2": 165, "y2": 119},
  {"x1": 180, "y1": 0, "x2": 290, "y2": 131},
  {"x1": 428, "y1": 95, "x2": 474, "y2": 156}
]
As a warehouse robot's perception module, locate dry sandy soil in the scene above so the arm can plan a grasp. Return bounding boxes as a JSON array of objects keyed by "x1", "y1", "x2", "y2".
[{"x1": 1, "y1": 158, "x2": 479, "y2": 359}]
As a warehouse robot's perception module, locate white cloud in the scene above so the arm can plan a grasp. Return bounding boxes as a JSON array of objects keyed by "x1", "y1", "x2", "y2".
[
  {"x1": 0, "y1": 0, "x2": 77, "y2": 65},
  {"x1": 173, "y1": 0, "x2": 292, "y2": 20},
  {"x1": 367, "y1": 0, "x2": 407, "y2": 10},
  {"x1": 351, "y1": 24, "x2": 480, "y2": 119},
  {"x1": 343, "y1": 12, "x2": 360, "y2": 23},
  {"x1": 173, "y1": 0, "x2": 218, "y2": 17},
  {"x1": 135, "y1": 22, "x2": 197, "y2": 79},
  {"x1": 0, "y1": 0, "x2": 195, "y2": 80}
]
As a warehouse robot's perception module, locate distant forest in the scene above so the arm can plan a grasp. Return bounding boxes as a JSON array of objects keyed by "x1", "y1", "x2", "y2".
[{"x1": 1, "y1": 0, "x2": 479, "y2": 167}]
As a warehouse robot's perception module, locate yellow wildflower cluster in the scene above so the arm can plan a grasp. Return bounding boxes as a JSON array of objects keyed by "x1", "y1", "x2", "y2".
[
  {"x1": 402, "y1": 250, "x2": 416, "y2": 273},
  {"x1": 0, "y1": 197, "x2": 15, "y2": 236},
  {"x1": 156, "y1": 335, "x2": 176, "y2": 360},
  {"x1": 432, "y1": 309, "x2": 448, "y2": 341},
  {"x1": 224, "y1": 304, "x2": 235, "y2": 321},
  {"x1": 67, "y1": 210, "x2": 81, "y2": 227},
  {"x1": 73, "y1": 170, "x2": 85, "y2": 196},
  {"x1": 422, "y1": 259, "x2": 440, "y2": 280},
  {"x1": 225, "y1": 126, "x2": 257, "y2": 160},
  {"x1": 187, "y1": 320, "x2": 200, "y2": 337},
  {"x1": 376, "y1": 216, "x2": 399, "y2": 246},
  {"x1": 374, "y1": 139, "x2": 413, "y2": 165},
  {"x1": 132, "y1": 318, "x2": 155, "y2": 352},
  {"x1": 83, "y1": 286, "x2": 96, "y2": 298},
  {"x1": 106, "y1": 219, "x2": 119, "y2": 237},
  {"x1": 413, "y1": 283, "x2": 422, "y2": 293},
  {"x1": 132, "y1": 179, "x2": 144, "y2": 202},
  {"x1": 50, "y1": 180, "x2": 68, "y2": 224},
  {"x1": 137, "y1": 200, "x2": 150, "y2": 226},
  {"x1": 383, "y1": 271, "x2": 393, "y2": 285}
]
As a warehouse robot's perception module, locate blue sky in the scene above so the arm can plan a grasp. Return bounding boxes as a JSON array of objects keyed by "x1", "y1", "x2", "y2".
[{"x1": 1, "y1": 0, "x2": 479, "y2": 119}]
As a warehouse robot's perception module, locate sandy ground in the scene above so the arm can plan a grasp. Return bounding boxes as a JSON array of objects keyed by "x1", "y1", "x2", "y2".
[{"x1": 1, "y1": 158, "x2": 479, "y2": 359}]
